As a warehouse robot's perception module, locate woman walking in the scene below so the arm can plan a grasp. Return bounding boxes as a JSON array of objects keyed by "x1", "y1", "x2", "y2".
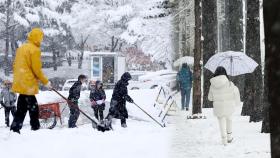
[{"x1": 208, "y1": 66, "x2": 241, "y2": 145}]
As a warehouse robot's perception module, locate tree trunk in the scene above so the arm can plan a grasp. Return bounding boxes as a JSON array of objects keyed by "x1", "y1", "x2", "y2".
[
  {"x1": 78, "y1": 35, "x2": 89, "y2": 69},
  {"x1": 263, "y1": 0, "x2": 280, "y2": 157},
  {"x1": 67, "y1": 53, "x2": 72, "y2": 67},
  {"x1": 78, "y1": 41, "x2": 84, "y2": 69},
  {"x1": 111, "y1": 36, "x2": 119, "y2": 52},
  {"x1": 192, "y1": 0, "x2": 202, "y2": 115},
  {"x1": 245, "y1": 0, "x2": 263, "y2": 122},
  {"x1": 4, "y1": 0, "x2": 11, "y2": 76},
  {"x1": 78, "y1": 50, "x2": 83, "y2": 69},
  {"x1": 202, "y1": 0, "x2": 217, "y2": 108},
  {"x1": 226, "y1": 0, "x2": 245, "y2": 101},
  {"x1": 220, "y1": 0, "x2": 231, "y2": 51},
  {"x1": 181, "y1": 21, "x2": 187, "y2": 56},
  {"x1": 172, "y1": 0, "x2": 180, "y2": 61},
  {"x1": 10, "y1": 26, "x2": 17, "y2": 61},
  {"x1": 227, "y1": 0, "x2": 243, "y2": 51},
  {"x1": 53, "y1": 50, "x2": 57, "y2": 71},
  {"x1": 261, "y1": 70, "x2": 270, "y2": 132}
]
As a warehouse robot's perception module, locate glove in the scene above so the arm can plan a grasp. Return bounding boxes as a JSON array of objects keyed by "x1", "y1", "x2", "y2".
[
  {"x1": 127, "y1": 96, "x2": 134, "y2": 103},
  {"x1": 91, "y1": 101, "x2": 97, "y2": 107},
  {"x1": 45, "y1": 81, "x2": 52, "y2": 90}
]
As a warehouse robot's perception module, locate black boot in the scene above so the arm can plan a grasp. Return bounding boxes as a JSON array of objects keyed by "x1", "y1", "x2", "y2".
[
  {"x1": 121, "y1": 118, "x2": 127, "y2": 128},
  {"x1": 5, "y1": 119, "x2": 9, "y2": 127}
]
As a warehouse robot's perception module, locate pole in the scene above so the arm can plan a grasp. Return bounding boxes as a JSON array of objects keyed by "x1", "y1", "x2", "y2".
[
  {"x1": 153, "y1": 87, "x2": 163, "y2": 107},
  {"x1": 133, "y1": 102, "x2": 165, "y2": 128}
]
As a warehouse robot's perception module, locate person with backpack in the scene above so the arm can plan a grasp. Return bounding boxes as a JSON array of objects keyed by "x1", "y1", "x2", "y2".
[
  {"x1": 90, "y1": 80, "x2": 106, "y2": 122},
  {"x1": 208, "y1": 66, "x2": 241, "y2": 145},
  {"x1": 68, "y1": 74, "x2": 88, "y2": 128},
  {"x1": 176, "y1": 63, "x2": 193, "y2": 111},
  {"x1": 0, "y1": 80, "x2": 17, "y2": 127}
]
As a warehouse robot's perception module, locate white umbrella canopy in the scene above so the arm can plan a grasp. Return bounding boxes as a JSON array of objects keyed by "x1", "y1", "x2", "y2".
[
  {"x1": 173, "y1": 56, "x2": 194, "y2": 67},
  {"x1": 204, "y1": 51, "x2": 259, "y2": 76}
]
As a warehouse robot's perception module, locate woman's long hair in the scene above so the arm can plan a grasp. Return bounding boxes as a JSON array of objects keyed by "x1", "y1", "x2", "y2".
[{"x1": 214, "y1": 66, "x2": 229, "y2": 79}]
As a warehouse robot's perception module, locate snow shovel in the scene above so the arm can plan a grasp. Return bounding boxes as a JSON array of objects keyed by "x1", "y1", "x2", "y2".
[
  {"x1": 132, "y1": 102, "x2": 166, "y2": 128},
  {"x1": 51, "y1": 88, "x2": 112, "y2": 132}
]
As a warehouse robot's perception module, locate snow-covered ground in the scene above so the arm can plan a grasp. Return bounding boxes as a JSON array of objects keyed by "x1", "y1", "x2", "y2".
[
  {"x1": 169, "y1": 108, "x2": 270, "y2": 158},
  {"x1": 169, "y1": 94, "x2": 270, "y2": 158},
  {"x1": 0, "y1": 90, "x2": 270, "y2": 158}
]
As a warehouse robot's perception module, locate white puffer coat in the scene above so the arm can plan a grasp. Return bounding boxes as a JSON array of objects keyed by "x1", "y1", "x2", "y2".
[{"x1": 208, "y1": 75, "x2": 241, "y2": 117}]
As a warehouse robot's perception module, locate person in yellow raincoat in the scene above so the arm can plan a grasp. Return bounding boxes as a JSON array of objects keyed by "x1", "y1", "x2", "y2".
[{"x1": 10, "y1": 28, "x2": 52, "y2": 134}]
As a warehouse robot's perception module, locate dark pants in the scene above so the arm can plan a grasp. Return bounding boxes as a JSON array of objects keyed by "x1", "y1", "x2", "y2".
[
  {"x1": 4, "y1": 106, "x2": 16, "y2": 127},
  {"x1": 181, "y1": 88, "x2": 191, "y2": 110},
  {"x1": 121, "y1": 118, "x2": 126, "y2": 125},
  {"x1": 93, "y1": 105, "x2": 104, "y2": 121},
  {"x1": 10, "y1": 95, "x2": 40, "y2": 132},
  {"x1": 68, "y1": 103, "x2": 80, "y2": 128}
]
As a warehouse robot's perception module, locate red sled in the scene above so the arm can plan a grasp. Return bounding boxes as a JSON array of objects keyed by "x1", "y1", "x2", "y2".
[{"x1": 38, "y1": 102, "x2": 65, "y2": 129}]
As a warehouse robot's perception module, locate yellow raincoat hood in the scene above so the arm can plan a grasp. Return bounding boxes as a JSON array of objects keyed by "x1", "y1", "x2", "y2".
[{"x1": 27, "y1": 28, "x2": 44, "y2": 47}]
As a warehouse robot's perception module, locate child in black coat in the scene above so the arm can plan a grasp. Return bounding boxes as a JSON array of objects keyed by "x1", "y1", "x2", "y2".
[
  {"x1": 90, "y1": 80, "x2": 106, "y2": 121},
  {"x1": 68, "y1": 74, "x2": 87, "y2": 128}
]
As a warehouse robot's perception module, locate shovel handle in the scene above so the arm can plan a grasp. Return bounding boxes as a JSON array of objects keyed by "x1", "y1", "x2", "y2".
[{"x1": 133, "y1": 102, "x2": 165, "y2": 128}]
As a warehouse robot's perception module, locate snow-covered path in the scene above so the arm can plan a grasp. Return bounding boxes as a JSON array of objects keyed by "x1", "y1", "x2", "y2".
[{"x1": 169, "y1": 107, "x2": 271, "y2": 158}]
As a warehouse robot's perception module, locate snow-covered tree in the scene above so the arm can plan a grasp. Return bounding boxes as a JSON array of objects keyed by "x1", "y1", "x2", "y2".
[{"x1": 171, "y1": 0, "x2": 194, "y2": 62}]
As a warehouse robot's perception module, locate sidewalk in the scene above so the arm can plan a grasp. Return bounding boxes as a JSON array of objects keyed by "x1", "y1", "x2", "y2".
[{"x1": 168, "y1": 102, "x2": 270, "y2": 158}]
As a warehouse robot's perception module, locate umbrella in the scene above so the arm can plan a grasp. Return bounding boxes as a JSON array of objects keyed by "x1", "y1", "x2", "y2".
[
  {"x1": 204, "y1": 51, "x2": 258, "y2": 76},
  {"x1": 173, "y1": 56, "x2": 194, "y2": 67}
]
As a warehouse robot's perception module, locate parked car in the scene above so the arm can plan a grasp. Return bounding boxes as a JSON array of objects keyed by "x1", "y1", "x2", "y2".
[
  {"x1": 128, "y1": 70, "x2": 177, "y2": 90},
  {"x1": 128, "y1": 71, "x2": 148, "y2": 90},
  {"x1": 62, "y1": 79, "x2": 88, "y2": 91}
]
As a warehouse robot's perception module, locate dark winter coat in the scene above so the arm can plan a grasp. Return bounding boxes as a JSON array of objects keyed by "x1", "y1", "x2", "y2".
[
  {"x1": 90, "y1": 89, "x2": 106, "y2": 102},
  {"x1": 109, "y1": 72, "x2": 133, "y2": 119},
  {"x1": 0, "y1": 86, "x2": 17, "y2": 107},
  {"x1": 90, "y1": 81, "x2": 106, "y2": 110},
  {"x1": 177, "y1": 66, "x2": 193, "y2": 91},
  {"x1": 68, "y1": 81, "x2": 82, "y2": 103}
]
